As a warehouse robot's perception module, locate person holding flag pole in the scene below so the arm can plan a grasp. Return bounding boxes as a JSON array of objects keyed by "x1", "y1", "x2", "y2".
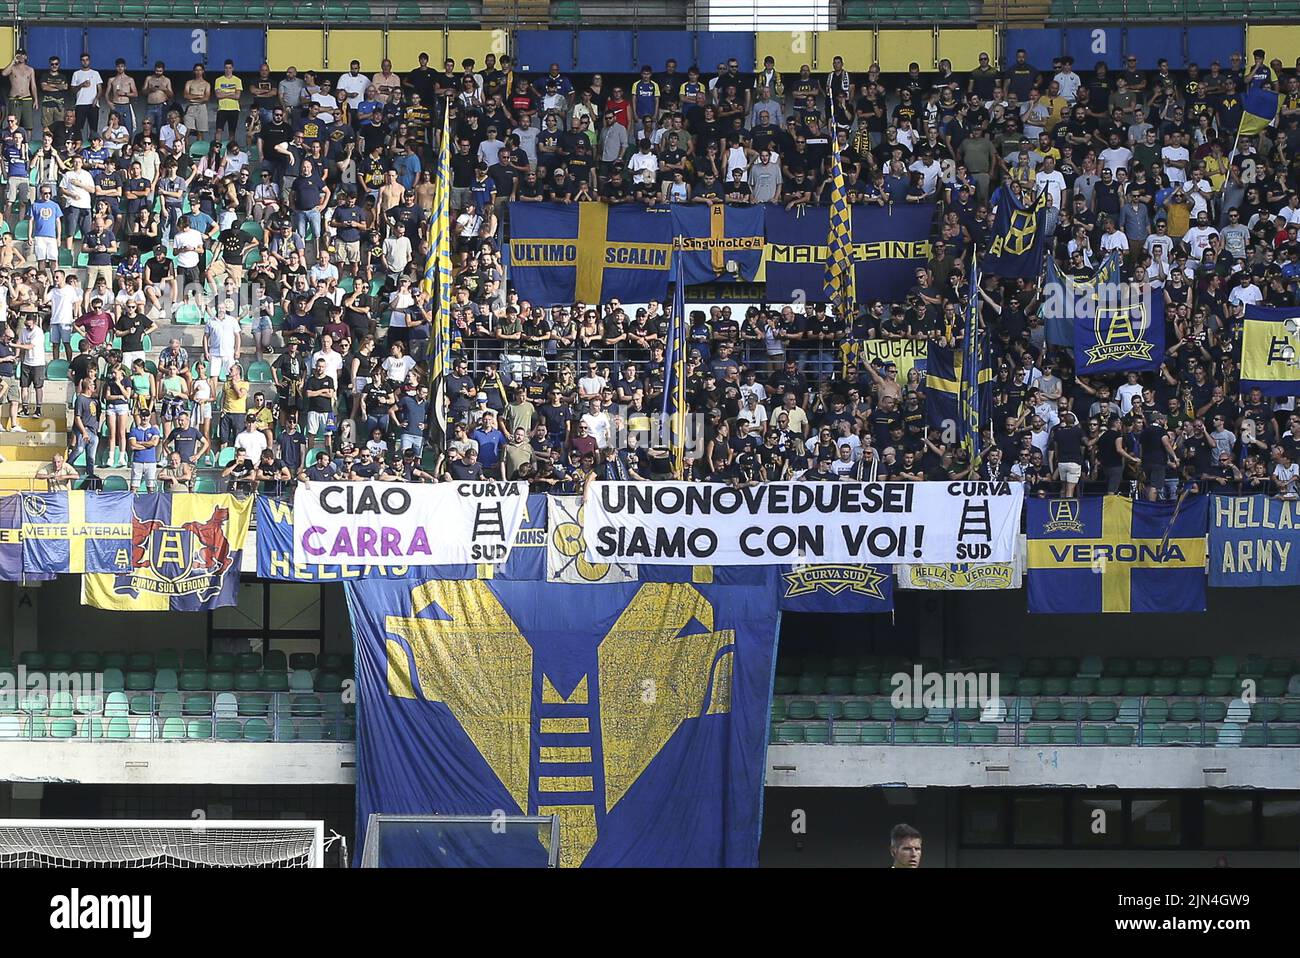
[
  {"x1": 421, "y1": 100, "x2": 453, "y2": 469},
  {"x1": 823, "y1": 138, "x2": 855, "y2": 328}
]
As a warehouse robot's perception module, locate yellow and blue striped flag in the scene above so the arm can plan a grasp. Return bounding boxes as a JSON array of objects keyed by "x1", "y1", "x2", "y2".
[
  {"x1": 423, "y1": 103, "x2": 453, "y2": 447},
  {"x1": 960, "y1": 254, "x2": 986, "y2": 465},
  {"x1": 823, "y1": 142, "x2": 854, "y2": 318}
]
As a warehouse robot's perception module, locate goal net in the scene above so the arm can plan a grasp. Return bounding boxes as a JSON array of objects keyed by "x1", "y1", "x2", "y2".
[
  {"x1": 360, "y1": 814, "x2": 560, "y2": 868},
  {"x1": 0, "y1": 819, "x2": 325, "y2": 868}
]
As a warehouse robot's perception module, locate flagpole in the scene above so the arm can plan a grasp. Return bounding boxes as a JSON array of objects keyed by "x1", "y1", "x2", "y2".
[{"x1": 423, "y1": 101, "x2": 453, "y2": 462}]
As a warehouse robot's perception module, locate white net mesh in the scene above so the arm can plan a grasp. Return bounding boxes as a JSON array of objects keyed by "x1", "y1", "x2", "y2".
[{"x1": 0, "y1": 822, "x2": 323, "y2": 868}]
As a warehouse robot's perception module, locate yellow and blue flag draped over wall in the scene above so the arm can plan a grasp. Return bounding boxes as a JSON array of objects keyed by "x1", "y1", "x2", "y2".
[
  {"x1": 1026, "y1": 496, "x2": 1208, "y2": 614},
  {"x1": 984, "y1": 185, "x2": 1048, "y2": 279},
  {"x1": 21, "y1": 491, "x2": 134, "y2": 574},
  {"x1": 925, "y1": 337, "x2": 992, "y2": 444},
  {"x1": 253, "y1": 494, "x2": 547, "y2": 582},
  {"x1": 0, "y1": 495, "x2": 51, "y2": 582},
  {"x1": 507, "y1": 202, "x2": 673, "y2": 305},
  {"x1": 823, "y1": 144, "x2": 855, "y2": 316},
  {"x1": 347, "y1": 575, "x2": 780, "y2": 867},
  {"x1": 763, "y1": 203, "x2": 932, "y2": 305},
  {"x1": 422, "y1": 103, "x2": 453, "y2": 446},
  {"x1": 1241, "y1": 305, "x2": 1300, "y2": 396},
  {"x1": 81, "y1": 493, "x2": 252, "y2": 612},
  {"x1": 669, "y1": 204, "x2": 765, "y2": 285},
  {"x1": 1043, "y1": 252, "x2": 1122, "y2": 348},
  {"x1": 1238, "y1": 79, "x2": 1279, "y2": 138}
]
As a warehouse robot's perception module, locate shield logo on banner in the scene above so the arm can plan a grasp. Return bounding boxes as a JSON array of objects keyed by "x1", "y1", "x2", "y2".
[
  {"x1": 148, "y1": 527, "x2": 196, "y2": 583},
  {"x1": 1044, "y1": 499, "x2": 1084, "y2": 534}
]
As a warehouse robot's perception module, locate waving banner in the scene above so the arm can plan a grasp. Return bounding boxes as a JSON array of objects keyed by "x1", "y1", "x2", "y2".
[
  {"x1": 582, "y1": 481, "x2": 1023, "y2": 567},
  {"x1": 292, "y1": 481, "x2": 529, "y2": 568},
  {"x1": 348, "y1": 575, "x2": 781, "y2": 866}
]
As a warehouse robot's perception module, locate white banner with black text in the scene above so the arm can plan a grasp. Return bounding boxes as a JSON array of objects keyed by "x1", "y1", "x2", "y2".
[
  {"x1": 582, "y1": 481, "x2": 1024, "y2": 566},
  {"x1": 293, "y1": 481, "x2": 529, "y2": 567}
]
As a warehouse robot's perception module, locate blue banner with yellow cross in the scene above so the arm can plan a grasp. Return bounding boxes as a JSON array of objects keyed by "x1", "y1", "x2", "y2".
[
  {"x1": 346, "y1": 574, "x2": 781, "y2": 867},
  {"x1": 1026, "y1": 496, "x2": 1208, "y2": 614},
  {"x1": 670, "y1": 203, "x2": 766, "y2": 285},
  {"x1": 506, "y1": 201, "x2": 673, "y2": 306},
  {"x1": 21, "y1": 491, "x2": 135, "y2": 575}
]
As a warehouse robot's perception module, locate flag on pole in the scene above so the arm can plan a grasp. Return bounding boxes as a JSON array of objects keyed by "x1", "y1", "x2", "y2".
[
  {"x1": 823, "y1": 142, "x2": 855, "y2": 320},
  {"x1": 662, "y1": 250, "x2": 689, "y2": 476},
  {"x1": 960, "y1": 254, "x2": 987, "y2": 466},
  {"x1": 1238, "y1": 79, "x2": 1280, "y2": 139},
  {"x1": 423, "y1": 103, "x2": 453, "y2": 450}
]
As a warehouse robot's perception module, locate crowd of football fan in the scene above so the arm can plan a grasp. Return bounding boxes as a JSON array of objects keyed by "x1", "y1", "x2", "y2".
[{"x1": 3, "y1": 43, "x2": 1300, "y2": 497}]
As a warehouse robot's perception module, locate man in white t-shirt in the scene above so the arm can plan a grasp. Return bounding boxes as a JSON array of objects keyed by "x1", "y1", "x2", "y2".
[
  {"x1": 172, "y1": 216, "x2": 206, "y2": 291},
  {"x1": 46, "y1": 272, "x2": 81, "y2": 362},
  {"x1": 310, "y1": 334, "x2": 345, "y2": 384},
  {"x1": 204, "y1": 307, "x2": 242, "y2": 379},
  {"x1": 335, "y1": 61, "x2": 371, "y2": 113},
  {"x1": 57, "y1": 155, "x2": 94, "y2": 253},
  {"x1": 578, "y1": 361, "x2": 607, "y2": 401},
  {"x1": 234, "y1": 416, "x2": 269, "y2": 462},
  {"x1": 15, "y1": 311, "x2": 47, "y2": 415},
  {"x1": 1116, "y1": 371, "x2": 1144, "y2": 414},
  {"x1": 581, "y1": 397, "x2": 614, "y2": 449},
  {"x1": 1098, "y1": 132, "x2": 1132, "y2": 178},
  {"x1": 1182, "y1": 212, "x2": 1219, "y2": 262},
  {"x1": 71, "y1": 52, "x2": 103, "y2": 140},
  {"x1": 1160, "y1": 132, "x2": 1190, "y2": 185},
  {"x1": 1033, "y1": 156, "x2": 1067, "y2": 210},
  {"x1": 1228, "y1": 273, "x2": 1263, "y2": 308}
]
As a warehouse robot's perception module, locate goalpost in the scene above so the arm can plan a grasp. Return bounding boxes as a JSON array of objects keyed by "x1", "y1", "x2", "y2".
[
  {"x1": 0, "y1": 819, "x2": 326, "y2": 868},
  {"x1": 360, "y1": 814, "x2": 560, "y2": 868}
]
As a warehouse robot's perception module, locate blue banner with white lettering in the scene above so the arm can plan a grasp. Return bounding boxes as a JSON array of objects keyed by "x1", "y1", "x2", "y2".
[
  {"x1": 1208, "y1": 495, "x2": 1300, "y2": 587},
  {"x1": 777, "y1": 564, "x2": 894, "y2": 613},
  {"x1": 506, "y1": 202, "x2": 673, "y2": 306},
  {"x1": 347, "y1": 574, "x2": 780, "y2": 867},
  {"x1": 761, "y1": 203, "x2": 933, "y2": 305},
  {"x1": 670, "y1": 203, "x2": 766, "y2": 285},
  {"x1": 255, "y1": 494, "x2": 547, "y2": 581}
]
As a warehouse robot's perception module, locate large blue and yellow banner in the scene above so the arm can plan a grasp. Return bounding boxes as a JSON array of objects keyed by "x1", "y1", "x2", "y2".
[
  {"x1": 507, "y1": 202, "x2": 673, "y2": 306},
  {"x1": 81, "y1": 493, "x2": 253, "y2": 612},
  {"x1": 1043, "y1": 253, "x2": 1122, "y2": 348},
  {"x1": 1209, "y1": 495, "x2": 1300, "y2": 588},
  {"x1": 926, "y1": 339, "x2": 991, "y2": 438},
  {"x1": 0, "y1": 495, "x2": 51, "y2": 582},
  {"x1": 762, "y1": 204, "x2": 932, "y2": 305},
  {"x1": 1241, "y1": 306, "x2": 1300, "y2": 397},
  {"x1": 1027, "y1": 496, "x2": 1207, "y2": 614},
  {"x1": 256, "y1": 494, "x2": 548, "y2": 582},
  {"x1": 348, "y1": 575, "x2": 781, "y2": 867},
  {"x1": 670, "y1": 204, "x2": 765, "y2": 285},
  {"x1": 21, "y1": 491, "x2": 135, "y2": 575},
  {"x1": 984, "y1": 187, "x2": 1048, "y2": 279}
]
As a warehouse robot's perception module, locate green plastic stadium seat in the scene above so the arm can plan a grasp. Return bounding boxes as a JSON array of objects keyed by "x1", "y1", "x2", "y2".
[
  {"x1": 242, "y1": 717, "x2": 272, "y2": 741},
  {"x1": 178, "y1": 670, "x2": 206, "y2": 691},
  {"x1": 1106, "y1": 726, "x2": 1135, "y2": 746},
  {"x1": 773, "y1": 675, "x2": 797, "y2": 695},
  {"x1": 824, "y1": 675, "x2": 852, "y2": 695},
  {"x1": 1033, "y1": 699, "x2": 1062, "y2": 721},
  {"x1": 1121, "y1": 677, "x2": 1151, "y2": 696},
  {"x1": 1150, "y1": 677, "x2": 1177, "y2": 696},
  {"x1": 160, "y1": 717, "x2": 186, "y2": 740},
  {"x1": 1060, "y1": 701, "x2": 1086, "y2": 722},
  {"x1": 215, "y1": 719, "x2": 243, "y2": 741},
  {"x1": 126, "y1": 670, "x2": 153, "y2": 691},
  {"x1": 1087, "y1": 701, "x2": 1118, "y2": 721},
  {"x1": 786, "y1": 699, "x2": 815, "y2": 720},
  {"x1": 1024, "y1": 725, "x2": 1052, "y2": 745},
  {"x1": 182, "y1": 692, "x2": 213, "y2": 715},
  {"x1": 1041, "y1": 677, "x2": 1068, "y2": 696},
  {"x1": 1051, "y1": 725, "x2": 1078, "y2": 745},
  {"x1": 186, "y1": 719, "x2": 213, "y2": 739},
  {"x1": 1080, "y1": 725, "x2": 1106, "y2": 745},
  {"x1": 1170, "y1": 701, "x2": 1199, "y2": 722},
  {"x1": 831, "y1": 724, "x2": 860, "y2": 745}
]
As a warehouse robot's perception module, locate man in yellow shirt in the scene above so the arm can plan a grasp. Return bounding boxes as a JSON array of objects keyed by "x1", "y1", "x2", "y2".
[
  {"x1": 213, "y1": 58, "x2": 243, "y2": 145},
  {"x1": 1040, "y1": 79, "x2": 1070, "y2": 132},
  {"x1": 890, "y1": 824, "x2": 922, "y2": 867}
]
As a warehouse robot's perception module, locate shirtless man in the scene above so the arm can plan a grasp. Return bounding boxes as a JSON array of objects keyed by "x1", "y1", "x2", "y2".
[
  {"x1": 38, "y1": 54, "x2": 69, "y2": 130},
  {"x1": 183, "y1": 62, "x2": 211, "y2": 138},
  {"x1": 106, "y1": 58, "x2": 139, "y2": 136},
  {"x1": 142, "y1": 60, "x2": 174, "y2": 132},
  {"x1": 2, "y1": 49, "x2": 39, "y2": 134}
]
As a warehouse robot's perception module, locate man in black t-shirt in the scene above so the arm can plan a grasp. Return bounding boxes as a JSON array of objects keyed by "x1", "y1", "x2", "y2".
[
  {"x1": 303, "y1": 357, "x2": 337, "y2": 453},
  {"x1": 1048, "y1": 411, "x2": 1086, "y2": 497},
  {"x1": 166, "y1": 411, "x2": 208, "y2": 465},
  {"x1": 1138, "y1": 412, "x2": 1178, "y2": 501},
  {"x1": 299, "y1": 449, "x2": 339, "y2": 484}
]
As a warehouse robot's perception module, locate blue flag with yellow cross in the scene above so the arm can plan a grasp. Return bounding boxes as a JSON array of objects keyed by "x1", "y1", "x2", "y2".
[
  {"x1": 507, "y1": 201, "x2": 673, "y2": 306},
  {"x1": 21, "y1": 491, "x2": 135, "y2": 575},
  {"x1": 1026, "y1": 496, "x2": 1208, "y2": 614},
  {"x1": 669, "y1": 203, "x2": 765, "y2": 285}
]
